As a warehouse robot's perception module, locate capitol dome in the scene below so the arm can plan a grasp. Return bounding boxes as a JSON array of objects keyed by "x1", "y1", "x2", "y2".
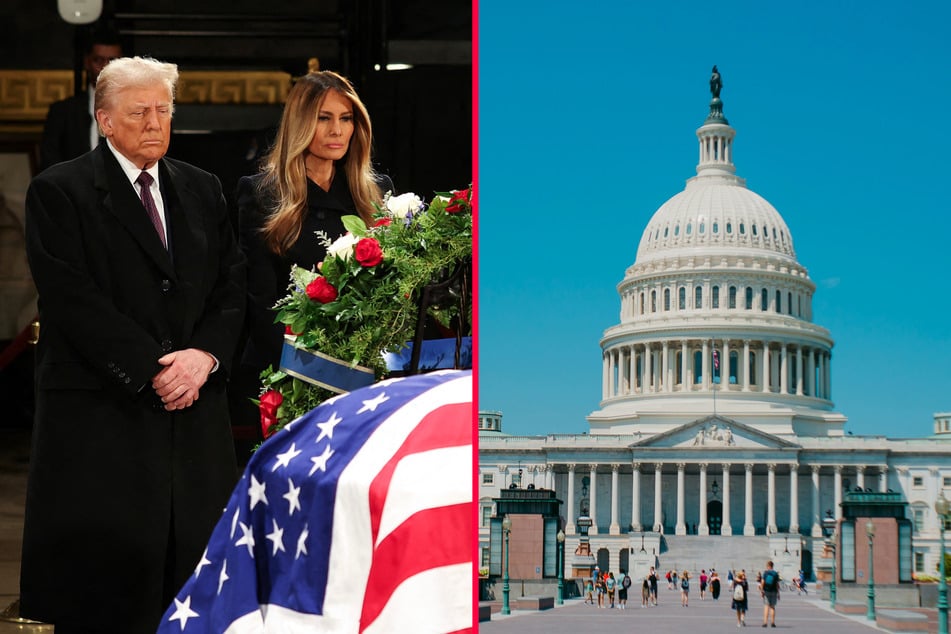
[{"x1": 588, "y1": 77, "x2": 845, "y2": 438}]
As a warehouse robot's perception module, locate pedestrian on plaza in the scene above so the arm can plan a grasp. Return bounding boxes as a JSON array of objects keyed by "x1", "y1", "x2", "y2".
[
  {"x1": 606, "y1": 572, "x2": 617, "y2": 608},
  {"x1": 760, "y1": 560, "x2": 780, "y2": 627},
  {"x1": 649, "y1": 565, "x2": 659, "y2": 605},
  {"x1": 597, "y1": 571, "x2": 606, "y2": 608},
  {"x1": 727, "y1": 569, "x2": 734, "y2": 591},
  {"x1": 642, "y1": 576, "x2": 650, "y2": 607},
  {"x1": 732, "y1": 571, "x2": 750, "y2": 627},
  {"x1": 585, "y1": 576, "x2": 594, "y2": 604},
  {"x1": 680, "y1": 570, "x2": 690, "y2": 607},
  {"x1": 700, "y1": 569, "x2": 708, "y2": 600},
  {"x1": 666, "y1": 569, "x2": 673, "y2": 589},
  {"x1": 711, "y1": 569, "x2": 722, "y2": 600},
  {"x1": 619, "y1": 569, "x2": 631, "y2": 609}
]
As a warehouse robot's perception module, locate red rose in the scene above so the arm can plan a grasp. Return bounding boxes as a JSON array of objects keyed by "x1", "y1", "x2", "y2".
[
  {"x1": 259, "y1": 389, "x2": 283, "y2": 438},
  {"x1": 446, "y1": 188, "x2": 471, "y2": 213},
  {"x1": 305, "y1": 277, "x2": 338, "y2": 303},
  {"x1": 284, "y1": 324, "x2": 298, "y2": 335},
  {"x1": 260, "y1": 412, "x2": 279, "y2": 438},
  {"x1": 373, "y1": 217, "x2": 392, "y2": 227},
  {"x1": 354, "y1": 237, "x2": 384, "y2": 267}
]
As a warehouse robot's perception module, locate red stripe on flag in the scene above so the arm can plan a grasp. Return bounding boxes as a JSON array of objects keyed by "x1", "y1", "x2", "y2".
[
  {"x1": 359, "y1": 503, "x2": 472, "y2": 630},
  {"x1": 367, "y1": 401, "x2": 471, "y2": 544}
]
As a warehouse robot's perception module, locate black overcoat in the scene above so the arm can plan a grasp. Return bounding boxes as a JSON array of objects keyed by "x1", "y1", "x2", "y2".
[{"x1": 20, "y1": 143, "x2": 246, "y2": 632}]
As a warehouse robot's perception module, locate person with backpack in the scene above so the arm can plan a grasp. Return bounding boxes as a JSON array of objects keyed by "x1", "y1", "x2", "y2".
[
  {"x1": 619, "y1": 569, "x2": 631, "y2": 609},
  {"x1": 606, "y1": 572, "x2": 617, "y2": 608},
  {"x1": 760, "y1": 560, "x2": 780, "y2": 627},
  {"x1": 732, "y1": 570, "x2": 749, "y2": 626},
  {"x1": 680, "y1": 569, "x2": 690, "y2": 607}
]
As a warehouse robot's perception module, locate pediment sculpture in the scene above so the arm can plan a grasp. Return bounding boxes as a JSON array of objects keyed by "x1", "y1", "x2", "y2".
[{"x1": 692, "y1": 423, "x2": 735, "y2": 446}]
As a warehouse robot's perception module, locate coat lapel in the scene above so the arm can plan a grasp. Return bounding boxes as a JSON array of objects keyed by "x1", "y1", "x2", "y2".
[
  {"x1": 161, "y1": 159, "x2": 208, "y2": 291},
  {"x1": 96, "y1": 146, "x2": 176, "y2": 278}
]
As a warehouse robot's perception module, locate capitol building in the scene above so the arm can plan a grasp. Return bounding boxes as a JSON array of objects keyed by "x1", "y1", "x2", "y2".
[{"x1": 478, "y1": 75, "x2": 951, "y2": 586}]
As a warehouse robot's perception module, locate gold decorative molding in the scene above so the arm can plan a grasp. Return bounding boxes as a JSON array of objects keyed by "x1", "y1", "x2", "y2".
[{"x1": 0, "y1": 70, "x2": 291, "y2": 122}]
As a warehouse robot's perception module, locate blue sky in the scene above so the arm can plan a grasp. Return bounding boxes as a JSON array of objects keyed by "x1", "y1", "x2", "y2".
[{"x1": 477, "y1": 1, "x2": 951, "y2": 439}]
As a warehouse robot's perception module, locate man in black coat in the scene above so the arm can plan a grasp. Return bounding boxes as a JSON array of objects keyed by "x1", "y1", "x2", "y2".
[
  {"x1": 39, "y1": 27, "x2": 122, "y2": 172},
  {"x1": 21, "y1": 56, "x2": 246, "y2": 633}
]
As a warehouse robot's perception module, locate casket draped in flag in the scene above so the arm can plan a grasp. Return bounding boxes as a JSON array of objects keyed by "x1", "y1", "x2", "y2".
[{"x1": 158, "y1": 370, "x2": 473, "y2": 633}]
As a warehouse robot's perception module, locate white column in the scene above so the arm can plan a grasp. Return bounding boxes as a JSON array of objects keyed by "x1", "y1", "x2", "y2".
[
  {"x1": 602, "y1": 352, "x2": 610, "y2": 399},
  {"x1": 811, "y1": 465, "x2": 823, "y2": 537},
  {"x1": 546, "y1": 464, "x2": 554, "y2": 491},
  {"x1": 566, "y1": 464, "x2": 576, "y2": 534},
  {"x1": 744, "y1": 463, "x2": 755, "y2": 536},
  {"x1": 644, "y1": 343, "x2": 652, "y2": 394},
  {"x1": 723, "y1": 339, "x2": 731, "y2": 389},
  {"x1": 834, "y1": 465, "x2": 843, "y2": 520},
  {"x1": 589, "y1": 464, "x2": 599, "y2": 535},
  {"x1": 654, "y1": 463, "x2": 663, "y2": 533},
  {"x1": 767, "y1": 463, "x2": 777, "y2": 534},
  {"x1": 610, "y1": 464, "x2": 621, "y2": 535},
  {"x1": 880, "y1": 466, "x2": 888, "y2": 493},
  {"x1": 743, "y1": 339, "x2": 751, "y2": 391},
  {"x1": 702, "y1": 339, "x2": 710, "y2": 390},
  {"x1": 681, "y1": 340, "x2": 689, "y2": 390},
  {"x1": 856, "y1": 466, "x2": 865, "y2": 491},
  {"x1": 722, "y1": 463, "x2": 733, "y2": 536},
  {"x1": 795, "y1": 347, "x2": 804, "y2": 395},
  {"x1": 779, "y1": 344, "x2": 788, "y2": 394},
  {"x1": 676, "y1": 463, "x2": 687, "y2": 535},
  {"x1": 761, "y1": 342, "x2": 770, "y2": 392},
  {"x1": 699, "y1": 464, "x2": 709, "y2": 535},
  {"x1": 789, "y1": 464, "x2": 800, "y2": 535},
  {"x1": 631, "y1": 463, "x2": 642, "y2": 532},
  {"x1": 806, "y1": 349, "x2": 816, "y2": 397},
  {"x1": 630, "y1": 345, "x2": 638, "y2": 394},
  {"x1": 661, "y1": 340, "x2": 674, "y2": 392}
]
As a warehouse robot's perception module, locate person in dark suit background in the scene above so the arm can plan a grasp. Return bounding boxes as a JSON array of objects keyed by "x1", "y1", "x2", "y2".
[
  {"x1": 232, "y1": 70, "x2": 392, "y2": 431},
  {"x1": 39, "y1": 26, "x2": 122, "y2": 172},
  {"x1": 21, "y1": 56, "x2": 246, "y2": 633}
]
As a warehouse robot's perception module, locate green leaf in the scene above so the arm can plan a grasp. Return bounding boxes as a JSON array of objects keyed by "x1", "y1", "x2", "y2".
[{"x1": 342, "y1": 215, "x2": 368, "y2": 237}]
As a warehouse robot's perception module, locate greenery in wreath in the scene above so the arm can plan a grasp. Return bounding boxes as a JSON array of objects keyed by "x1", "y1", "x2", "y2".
[{"x1": 256, "y1": 186, "x2": 473, "y2": 438}]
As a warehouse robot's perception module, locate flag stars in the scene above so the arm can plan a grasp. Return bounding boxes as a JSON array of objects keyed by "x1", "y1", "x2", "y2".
[
  {"x1": 230, "y1": 507, "x2": 240, "y2": 539},
  {"x1": 283, "y1": 478, "x2": 301, "y2": 516},
  {"x1": 309, "y1": 445, "x2": 334, "y2": 476},
  {"x1": 194, "y1": 548, "x2": 211, "y2": 578},
  {"x1": 315, "y1": 411, "x2": 343, "y2": 443},
  {"x1": 217, "y1": 559, "x2": 229, "y2": 595},
  {"x1": 296, "y1": 524, "x2": 309, "y2": 560},
  {"x1": 248, "y1": 474, "x2": 268, "y2": 509},
  {"x1": 266, "y1": 519, "x2": 286, "y2": 556},
  {"x1": 357, "y1": 392, "x2": 389, "y2": 413},
  {"x1": 235, "y1": 521, "x2": 255, "y2": 558},
  {"x1": 272, "y1": 443, "x2": 302, "y2": 472},
  {"x1": 167, "y1": 595, "x2": 199, "y2": 631}
]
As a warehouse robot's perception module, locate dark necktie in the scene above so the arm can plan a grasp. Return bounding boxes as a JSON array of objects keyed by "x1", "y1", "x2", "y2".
[{"x1": 136, "y1": 171, "x2": 166, "y2": 249}]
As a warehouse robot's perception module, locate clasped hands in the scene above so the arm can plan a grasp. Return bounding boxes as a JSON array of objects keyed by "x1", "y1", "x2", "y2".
[{"x1": 151, "y1": 348, "x2": 216, "y2": 411}]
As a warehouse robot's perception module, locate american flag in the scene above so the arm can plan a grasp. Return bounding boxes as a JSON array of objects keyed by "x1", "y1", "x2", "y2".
[
  {"x1": 713, "y1": 349, "x2": 720, "y2": 370},
  {"x1": 158, "y1": 370, "x2": 473, "y2": 633}
]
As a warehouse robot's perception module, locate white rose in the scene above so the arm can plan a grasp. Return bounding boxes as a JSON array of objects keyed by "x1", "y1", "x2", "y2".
[
  {"x1": 385, "y1": 192, "x2": 423, "y2": 219},
  {"x1": 326, "y1": 232, "x2": 359, "y2": 260}
]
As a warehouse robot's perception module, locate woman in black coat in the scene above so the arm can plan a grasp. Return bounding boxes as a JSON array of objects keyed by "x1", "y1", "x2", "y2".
[{"x1": 232, "y1": 71, "x2": 392, "y2": 431}]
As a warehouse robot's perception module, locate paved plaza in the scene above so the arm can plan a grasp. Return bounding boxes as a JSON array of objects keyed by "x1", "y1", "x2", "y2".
[{"x1": 480, "y1": 588, "x2": 899, "y2": 634}]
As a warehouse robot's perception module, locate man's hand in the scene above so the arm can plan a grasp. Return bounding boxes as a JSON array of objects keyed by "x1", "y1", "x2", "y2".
[{"x1": 152, "y1": 348, "x2": 216, "y2": 410}]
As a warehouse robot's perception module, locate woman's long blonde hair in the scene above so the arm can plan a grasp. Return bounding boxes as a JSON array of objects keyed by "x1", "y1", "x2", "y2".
[{"x1": 259, "y1": 71, "x2": 382, "y2": 255}]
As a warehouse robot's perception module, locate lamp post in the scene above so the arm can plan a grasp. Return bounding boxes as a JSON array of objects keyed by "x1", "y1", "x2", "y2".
[
  {"x1": 501, "y1": 515, "x2": 512, "y2": 615},
  {"x1": 936, "y1": 493, "x2": 949, "y2": 634},
  {"x1": 866, "y1": 520, "x2": 876, "y2": 621},
  {"x1": 830, "y1": 530, "x2": 837, "y2": 608},
  {"x1": 556, "y1": 529, "x2": 565, "y2": 605}
]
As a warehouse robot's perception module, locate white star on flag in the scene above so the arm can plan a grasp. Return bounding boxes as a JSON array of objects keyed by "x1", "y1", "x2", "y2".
[
  {"x1": 266, "y1": 519, "x2": 286, "y2": 556},
  {"x1": 235, "y1": 521, "x2": 255, "y2": 558},
  {"x1": 308, "y1": 445, "x2": 334, "y2": 476},
  {"x1": 167, "y1": 595, "x2": 199, "y2": 630},
  {"x1": 248, "y1": 474, "x2": 268, "y2": 509},
  {"x1": 295, "y1": 523, "x2": 309, "y2": 560},
  {"x1": 315, "y1": 411, "x2": 343, "y2": 442},
  {"x1": 283, "y1": 478, "x2": 301, "y2": 516},
  {"x1": 357, "y1": 391, "x2": 389, "y2": 413},
  {"x1": 272, "y1": 443, "x2": 302, "y2": 472},
  {"x1": 194, "y1": 548, "x2": 211, "y2": 578},
  {"x1": 217, "y1": 559, "x2": 229, "y2": 595}
]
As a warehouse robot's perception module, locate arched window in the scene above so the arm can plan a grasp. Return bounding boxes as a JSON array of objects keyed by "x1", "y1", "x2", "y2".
[
  {"x1": 749, "y1": 352, "x2": 757, "y2": 386},
  {"x1": 679, "y1": 287, "x2": 686, "y2": 310},
  {"x1": 727, "y1": 222, "x2": 733, "y2": 234},
  {"x1": 787, "y1": 291, "x2": 793, "y2": 315},
  {"x1": 651, "y1": 290, "x2": 657, "y2": 313},
  {"x1": 699, "y1": 222, "x2": 705, "y2": 234},
  {"x1": 739, "y1": 223, "x2": 746, "y2": 235},
  {"x1": 729, "y1": 286, "x2": 737, "y2": 309},
  {"x1": 674, "y1": 224, "x2": 680, "y2": 236},
  {"x1": 664, "y1": 288, "x2": 671, "y2": 311},
  {"x1": 798, "y1": 295, "x2": 802, "y2": 317},
  {"x1": 775, "y1": 289, "x2": 782, "y2": 313},
  {"x1": 686, "y1": 223, "x2": 693, "y2": 235},
  {"x1": 761, "y1": 288, "x2": 768, "y2": 311},
  {"x1": 694, "y1": 350, "x2": 703, "y2": 384},
  {"x1": 639, "y1": 292, "x2": 645, "y2": 315},
  {"x1": 712, "y1": 286, "x2": 720, "y2": 309},
  {"x1": 745, "y1": 287, "x2": 753, "y2": 310},
  {"x1": 695, "y1": 285, "x2": 703, "y2": 309},
  {"x1": 752, "y1": 224, "x2": 758, "y2": 236},
  {"x1": 664, "y1": 226, "x2": 669, "y2": 238},
  {"x1": 729, "y1": 350, "x2": 739, "y2": 384},
  {"x1": 713, "y1": 222, "x2": 719, "y2": 234}
]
